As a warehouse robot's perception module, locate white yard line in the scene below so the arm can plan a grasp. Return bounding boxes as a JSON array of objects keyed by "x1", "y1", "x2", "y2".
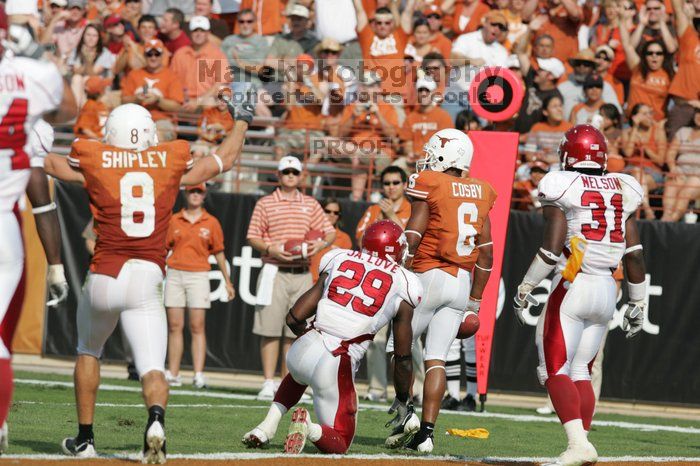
[
  {"x1": 14, "y1": 378, "x2": 700, "y2": 435},
  {"x1": 2, "y1": 452, "x2": 700, "y2": 463}
]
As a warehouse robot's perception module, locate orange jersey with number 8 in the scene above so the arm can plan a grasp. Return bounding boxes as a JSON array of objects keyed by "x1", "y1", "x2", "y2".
[
  {"x1": 68, "y1": 138, "x2": 193, "y2": 277},
  {"x1": 406, "y1": 170, "x2": 497, "y2": 276}
]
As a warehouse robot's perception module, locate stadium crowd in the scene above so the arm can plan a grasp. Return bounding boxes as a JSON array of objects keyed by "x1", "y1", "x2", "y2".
[{"x1": 4, "y1": 0, "x2": 700, "y2": 220}]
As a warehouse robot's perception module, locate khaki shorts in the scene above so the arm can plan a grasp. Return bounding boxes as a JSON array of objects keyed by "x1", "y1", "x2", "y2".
[
  {"x1": 164, "y1": 268, "x2": 211, "y2": 309},
  {"x1": 253, "y1": 270, "x2": 312, "y2": 338}
]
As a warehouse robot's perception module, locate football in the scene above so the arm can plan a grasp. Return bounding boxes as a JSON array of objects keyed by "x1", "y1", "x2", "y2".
[
  {"x1": 284, "y1": 238, "x2": 309, "y2": 259},
  {"x1": 456, "y1": 311, "x2": 480, "y2": 339},
  {"x1": 305, "y1": 229, "x2": 324, "y2": 242}
]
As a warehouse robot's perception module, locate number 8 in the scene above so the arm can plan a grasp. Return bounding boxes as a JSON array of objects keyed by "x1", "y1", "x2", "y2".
[
  {"x1": 120, "y1": 172, "x2": 155, "y2": 237},
  {"x1": 130, "y1": 128, "x2": 139, "y2": 144}
]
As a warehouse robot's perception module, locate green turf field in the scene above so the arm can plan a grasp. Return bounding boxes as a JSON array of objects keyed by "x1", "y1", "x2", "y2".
[{"x1": 6, "y1": 370, "x2": 699, "y2": 459}]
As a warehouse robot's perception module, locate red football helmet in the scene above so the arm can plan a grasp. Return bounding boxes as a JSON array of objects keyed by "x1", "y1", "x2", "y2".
[
  {"x1": 361, "y1": 220, "x2": 407, "y2": 263},
  {"x1": 558, "y1": 124, "x2": 608, "y2": 172}
]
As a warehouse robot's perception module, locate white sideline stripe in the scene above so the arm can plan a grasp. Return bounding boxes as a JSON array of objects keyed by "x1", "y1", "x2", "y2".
[
  {"x1": 15, "y1": 378, "x2": 700, "y2": 435},
  {"x1": 15, "y1": 401, "x2": 265, "y2": 409},
  {"x1": 3, "y1": 453, "x2": 700, "y2": 463}
]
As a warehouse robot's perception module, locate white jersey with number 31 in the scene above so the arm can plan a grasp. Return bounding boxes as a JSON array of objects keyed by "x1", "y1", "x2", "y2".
[
  {"x1": 538, "y1": 171, "x2": 644, "y2": 276},
  {"x1": 315, "y1": 249, "x2": 423, "y2": 363}
]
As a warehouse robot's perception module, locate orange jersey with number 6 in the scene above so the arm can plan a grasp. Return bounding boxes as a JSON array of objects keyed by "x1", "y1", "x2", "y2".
[
  {"x1": 68, "y1": 139, "x2": 193, "y2": 277},
  {"x1": 406, "y1": 170, "x2": 497, "y2": 276}
]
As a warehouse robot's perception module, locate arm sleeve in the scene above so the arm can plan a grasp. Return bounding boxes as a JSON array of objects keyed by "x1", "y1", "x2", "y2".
[
  {"x1": 537, "y1": 171, "x2": 575, "y2": 209},
  {"x1": 67, "y1": 139, "x2": 92, "y2": 170},
  {"x1": 29, "y1": 119, "x2": 54, "y2": 168},
  {"x1": 398, "y1": 269, "x2": 424, "y2": 308},
  {"x1": 165, "y1": 219, "x2": 176, "y2": 249},
  {"x1": 405, "y1": 171, "x2": 435, "y2": 201},
  {"x1": 209, "y1": 219, "x2": 225, "y2": 254}
]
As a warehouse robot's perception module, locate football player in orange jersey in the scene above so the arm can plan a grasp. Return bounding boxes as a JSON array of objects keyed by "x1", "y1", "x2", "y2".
[
  {"x1": 387, "y1": 128, "x2": 496, "y2": 453},
  {"x1": 43, "y1": 87, "x2": 255, "y2": 463}
]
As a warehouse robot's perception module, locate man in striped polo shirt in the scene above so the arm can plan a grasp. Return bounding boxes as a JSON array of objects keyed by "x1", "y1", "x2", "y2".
[{"x1": 247, "y1": 156, "x2": 336, "y2": 400}]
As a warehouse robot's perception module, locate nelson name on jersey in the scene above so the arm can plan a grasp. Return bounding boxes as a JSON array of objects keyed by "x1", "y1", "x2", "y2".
[
  {"x1": 580, "y1": 175, "x2": 622, "y2": 191},
  {"x1": 101, "y1": 150, "x2": 168, "y2": 169}
]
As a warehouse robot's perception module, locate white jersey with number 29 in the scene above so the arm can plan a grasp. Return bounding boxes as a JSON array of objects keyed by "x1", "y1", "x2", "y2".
[
  {"x1": 315, "y1": 249, "x2": 423, "y2": 364},
  {"x1": 538, "y1": 171, "x2": 643, "y2": 276}
]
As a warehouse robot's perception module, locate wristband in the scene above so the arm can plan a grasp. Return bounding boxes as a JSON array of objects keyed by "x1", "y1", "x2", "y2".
[
  {"x1": 523, "y1": 253, "x2": 556, "y2": 287},
  {"x1": 405, "y1": 229, "x2": 422, "y2": 239},
  {"x1": 210, "y1": 152, "x2": 224, "y2": 174},
  {"x1": 32, "y1": 202, "x2": 57, "y2": 215},
  {"x1": 477, "y1": 241, "x2": 493, "y2": 249},
  {"x1": 475, "y1": 263, "x2": 492, "y2": 272},
  {"x1": 628, "y1": 280, "x2": 646, "y2": 302},
  {"x1": 625, "y1": 244, "x2": 643, "y2": 255}
]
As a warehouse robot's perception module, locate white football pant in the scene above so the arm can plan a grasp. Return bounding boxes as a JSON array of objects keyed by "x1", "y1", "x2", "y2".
[
  {"x1": 0, "y1": 207, "x2": 26, "y2": 360},
  {"x1": 77, "y1": 259, "x2": 167, "y2": 377}
]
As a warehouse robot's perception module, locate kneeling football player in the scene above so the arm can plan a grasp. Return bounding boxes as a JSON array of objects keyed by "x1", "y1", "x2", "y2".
[{"x1": 242, "y1": 220, "x2": 422, "y2": 454}]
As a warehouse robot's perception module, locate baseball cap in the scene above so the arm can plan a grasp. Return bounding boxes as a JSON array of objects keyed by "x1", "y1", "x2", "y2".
[
  {"x1": 144, "y1": 38, "x2": 165, "y2": 53},
  {"x1": 583, "y1": 74, "x2": 604, "y2": 89},
  {"x1": 416, "y1": 76, "x2": 437, "y2": 92},
  {"x1": 314, "y1": 37, "x2": 342, "y2": 54},
  {"x1": 278, "y1": 156, "x2": 303, "y2": 172},
  {"x1": 189, "y1": 15, "x2": 211, "y2": 31},
  {"x1": 186, "y1": 183, "x2": 207, "y2": 192},
  {"x1": 84, "y1": 76, "x2": 111, "y2": 95},
  {"x1": 66, "y1": 0, "x2": 85, "y2": 9},
  {"x1": 595, "y1": 45, "x2": 615, "y2": 60},
  {"x1": 49, "y1": 0, "x2": 68, "y2": 6},
  {"x1": 103, "y1": 14, "x2": 123, "y2": 28},
  {"x1": 484, "y1": 10, "x2": 507, "y2": 26},
  {"x1": 568, "y1": 49, "x2": 596, "y2": 67},
  {"x1": 286, "y1": 4, "x2": 310, "y2": 18},
  {"x1": 536, "y1": 57, "x2": 565, "y2": 79},
  {"x1": 423, "y1": 4, "x2": 442, "y2": 16}
]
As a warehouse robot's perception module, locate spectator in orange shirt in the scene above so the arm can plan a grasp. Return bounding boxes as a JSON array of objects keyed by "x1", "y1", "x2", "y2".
[
  {"x1": 236, "y1": 0, "x2": 285, "y2": 36},
  {"x1": 191, "y1": 99, "x2": 235, "y2": 159},
  {"x1": 337, "y1": 70, "x2": 399, "y2": 200},
  {"x1": 442, "y1": 0, "x2": 491, "y2": 37},
  {"x1": 114, "y1": 15, "x2": 172, "y2": 76},
  {"x1": 164, "y1": 184, "x2": 235, "y2": 389},
  {"x1": 121, "y1": 38, "x2": 184, "y2": 141},
  {"x1": 513, "y1": 159, "x2": 549, "y2": 210},
  {"x1": 309, "y1": 198, "x2": 353, "y2": 282},
  {"x1": 121, "y1": 0, "x2": 142, "y2": 31},
  {"x1": 534, "y1": 0, "x2": 585, "y2": 64},
  {"x1": 594, "y1": 45, "x2": 624, "y2": 104},
  {"x1": 406, "y1": 18, "x2": 440, "y2": 63},
  {"x1": 423, "y1": 5, "x2": 453, "y2": 59},
  {"x1": 353, "y1": 0, "x2": 416, "y2": 100},
  {"x1": 170, "y1": 16, "x2": 229, "y2": 111},
  {"x1": 159, "y1": 8, "x2": 192, "y2": 55},
  {"x1": 191, "y1": 0, "x2": 231, "y2": 40},
  {"x1": 355, "y1": 166, "x2": 412, "y2": 241},
  {"x1": 399, "y1": 77, "x2": 453, "y2": 173},
  {"x1": 620, "y1": 25, "x2": 673, "y2": 121},
  {"x1": 570, "y1": 74, "x2": 605, "y2": 125},
  {"x1": 74, "y1": 76, "x2": 111, "y2": 139},
  {"x1": 525, "y1": 94, "x2": 572, "y2": 166}
]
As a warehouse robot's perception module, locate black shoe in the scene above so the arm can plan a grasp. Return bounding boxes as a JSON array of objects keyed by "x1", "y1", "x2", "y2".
[
  {"x1": 458, "y1": 394, "x2": 477, "y2": 412},
  {"x1": 440, "y1": 395, "x2": 461, "y2": 411},
  {"x1": 61, "y1": 437, "x2": 97, "y2": 458},
  {"x1": 127, "y1": 363, "x2": 139, "y2": 381},
  {"x1": 404, "y1": 429, "x2": 434, "y2": 453},
  {"x1": 141, "y1": 420, "x2": 166, "y2": 464}
]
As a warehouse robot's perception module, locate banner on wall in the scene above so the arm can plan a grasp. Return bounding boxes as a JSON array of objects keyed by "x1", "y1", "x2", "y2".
[{"x1": 47, "y1": 186, "x2": 700, "y2": 404}]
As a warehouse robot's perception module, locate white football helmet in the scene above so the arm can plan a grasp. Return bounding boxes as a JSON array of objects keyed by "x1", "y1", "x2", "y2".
[
  {"x1": 104, "y1": 103, "x2": 158, "y2": 151},
  {"x1": 416, "y1": 128, "x2": 474, "y2": 173}
]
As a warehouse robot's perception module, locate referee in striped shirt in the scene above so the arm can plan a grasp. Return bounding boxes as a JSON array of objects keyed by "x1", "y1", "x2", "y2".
[{"x1": 247, "y1": 156, "x2": 335, "y2": 400}]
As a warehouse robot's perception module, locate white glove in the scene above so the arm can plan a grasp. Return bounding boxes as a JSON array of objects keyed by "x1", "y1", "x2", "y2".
[
  {"x1": 622, "y1": 301, "x2": 645, "y2": 339},
  {"x1": 466, "y1": 298, "x2": 481, "y2": 315},
  {"x1": 513, "y1": 283, "x2": 538, "y2": 325},
  {"x1": 47, "y1": 264, "x2": 69, "y2": 306}
]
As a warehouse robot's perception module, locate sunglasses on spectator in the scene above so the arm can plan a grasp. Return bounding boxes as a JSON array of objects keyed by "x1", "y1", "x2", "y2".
[
  {"x1": 646, "y1": 6, "x2": 661, "y2": 10},
  {"x1": 374, "y1": 21, "x2": 392, "y2": 25},
  {"x1": 624, "y1": 4, "x2": 636, "y2": 9},
  {"x1": 188, "y1": 189, "x2": 205, "y2": 195},
  {"x1": 281, "y1": 169, "x2": 300, "y2": 176},
  {"x1": 645, "y1": 50, "x2": 664, "y2": 56},
  {"x1": 491, "y1": 22, "x2": 508, "y2": 31},
  {"x1": 145, "y1": 50, "x2": 162, "y2": 57},
  {"x1": 50, "y1": 3, "x2": 65, "y2": 7},
  {"x1": 125, "y1": 0, "x2": 141, "y2": 3},
  {"x1": 321, "y1": 49, "x2": 340, "y2": 55},
  {"x1": 324, "y1": 209, "x2": 340, "y2": 215},
  {"x1": 595, "y1": 53, "x2": 612, "y2": 61},
  {"x1": 383, "y1": 180, "x2": 402, "y2": 186},
  {"x1": 573, "y1": 61, "x2": 595, "y2": 67},
  {"x1": 427, "y1": 14, "x2": 441, "y2": 19},
  {"x1": 238, "y1": 19, "x2": 254, "y2": 24},
  {"x1": 423, "y1": 65, "x2": 441, "y2": 71}
]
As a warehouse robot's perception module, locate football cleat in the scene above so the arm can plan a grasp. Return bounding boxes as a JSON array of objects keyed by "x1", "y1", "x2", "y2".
[
  {"x1": 385, "y1": 402, "x2": 420, "y2": 449},
  {"x1": 1, "y1": 422, "x2": 8, "y2": 454},
  {"x1": 242, "y1": 427, "x2": 271, "y2": 448},
  {"x1": 545, "y1": 442, "x2": 598, "y2": 466},
  {"x1": 284, "y1": 408, "x2": 309, "y2": 454},
  {"x1": 441, "y1": 395, "x2": 460, "y2": 411},
  {"x1": 405, "y1": 430, "x2": 434, "y2": 453},
  {"x1": 141, "y1": 420, "x2": 166, "y2": 464},
  {"x1": 458, "y1": 394, "x2": 477, "y2": 412},
  {"x1": 61, "y1": 436, "x2": 97, "y2": 458}
]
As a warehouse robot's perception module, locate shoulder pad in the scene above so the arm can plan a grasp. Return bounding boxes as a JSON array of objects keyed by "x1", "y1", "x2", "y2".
[
  {"x1": 406, "y1": 171, "x2": 439, "y2": 201},
  {"x1": 319, "y1": 248, "x2": 348, "y2": 275},
  {"x1": 537, "y1": 171, "x2": 580, "y2": 204},
  {"x1": 615, "y1": 173, "x2": 644, "y2": 212}
]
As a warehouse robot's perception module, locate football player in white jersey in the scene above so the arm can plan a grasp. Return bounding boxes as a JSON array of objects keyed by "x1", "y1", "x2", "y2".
[
  {"x1": 513, "y1": 124, "x2": 646, "y2": 466},
  {"x1": 0, "y1": 5, "x2": 76, "y2": 453},
  {"x1": 242, "y1": 220, "x2": 423, "y2": 454}
]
